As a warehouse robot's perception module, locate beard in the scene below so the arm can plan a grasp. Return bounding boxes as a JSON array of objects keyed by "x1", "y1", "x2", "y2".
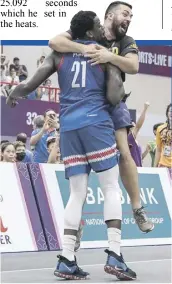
[{"x1": 112, "y1": 20, "x2": 129, "y2": 40}]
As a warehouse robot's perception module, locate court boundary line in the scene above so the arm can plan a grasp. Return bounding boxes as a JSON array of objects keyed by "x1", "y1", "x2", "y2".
[{"x1": 1, "y1": 258, "x2": 171, "y2": 273}]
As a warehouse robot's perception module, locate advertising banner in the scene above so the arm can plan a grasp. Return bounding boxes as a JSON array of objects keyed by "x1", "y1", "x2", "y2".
[
  {"x1": 28, "y1": 163, "x2": 61, "y2": 250},
  {"x1": 138, "y1": 46, "x2": 172, "y2": 77},
  {"x1": 0, "y1": 163, "x2": 47, "y2": 252},
  {"x1": 39, "y1": 164, "x2": 172, "y2": 248}
]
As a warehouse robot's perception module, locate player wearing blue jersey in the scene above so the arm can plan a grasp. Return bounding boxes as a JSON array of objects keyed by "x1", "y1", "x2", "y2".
[{"x1": 7, "y1": 11, "x2": 136, "y2": 282}]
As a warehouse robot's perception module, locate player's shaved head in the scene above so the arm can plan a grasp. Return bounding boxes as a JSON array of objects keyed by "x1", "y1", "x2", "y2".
[{"x1": 105, "y1": 1, "x2": 132, "y2": 19}]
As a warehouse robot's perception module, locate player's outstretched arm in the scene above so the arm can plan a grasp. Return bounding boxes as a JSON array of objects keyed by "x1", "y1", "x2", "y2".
[
  {"x1": 49, "y1": 32, "x2": 84, "y2": 53},
  {"x1": 106, "y1": 63, "x2": 125, "y2": 106},
  {"x1": 6, "y1": 52, "x2": 59, "y2": 106},
  {"x1": 49, "y1": 32, "x2": 97, "y2": 54}
]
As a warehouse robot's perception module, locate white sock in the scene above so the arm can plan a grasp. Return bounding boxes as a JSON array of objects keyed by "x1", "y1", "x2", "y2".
[
  {"x1": 62, "y1": 235, "x2": 76, "y2": 261},
  {"x1": 108, "y1": 228, "x2": 121, "y2": 256}
]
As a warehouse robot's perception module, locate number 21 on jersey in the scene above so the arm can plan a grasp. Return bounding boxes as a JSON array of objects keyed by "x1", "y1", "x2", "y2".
[{"x1": 71, "y1": 61, "x2": 87, "y2": 88}]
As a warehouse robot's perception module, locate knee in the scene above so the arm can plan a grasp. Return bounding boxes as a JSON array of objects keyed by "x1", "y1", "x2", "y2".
[
  {"x1": 117, "y1": 141, "x2": 131, "y2": 162},
  {"x1": 70, "y1": 188, "x2": 87, "y2": 205},
  {"x1": 69, "y1": 174, "x2": 88, "y2": 204},
  {"x1": 119, "y1": 149, "x2": 132, "y2": 162}
]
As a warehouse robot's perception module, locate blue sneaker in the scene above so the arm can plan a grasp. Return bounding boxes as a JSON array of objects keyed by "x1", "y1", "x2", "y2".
[
  {"x1": 104, "y1": 249, "x2": 137, "y2": 280},
  {"x1": 54, "y1": 255, "x2": 89, "y2": 280}
]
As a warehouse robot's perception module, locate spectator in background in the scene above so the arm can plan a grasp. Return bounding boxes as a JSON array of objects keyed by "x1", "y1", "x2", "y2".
[
  {"x1": 47, "y1": 135, "x2": 62, "y2": 164},
  {"x1": 154, "y1": 103, "x2": 172, "y2": 178},
  {"x1": 14, "y1": 141, "x2": 27, "y2": 162},
  {"x1": 0, "y1": 65, "x2": 8, "y2": 96},
  {"x1": 27, "y1": 90, "x2": 38, "y2": 100},
  {"x1": 0, "y1": 65, "x2": 7, "y2": 82},
  {"x1": 128, "y1": 102, "x2": 150, "y2": 167},
  {"x1": 41, "y1": 79, "x2": 52, "y2": 101},
  {"x1": 0, "y1": 140, "x2": 9, "y2": 160},
  {"x1": 11, "y1": 57, "x2": 28, "y2": 82},
  {"x1": 1, "y1": 142, "x2": 16, "y2": 162},
  {"x1": 37, "y1": 56, "x2": 46, "y2": 88},
  {"x1": 0, "y1": 54, "x2": 9, "y2": 76},
  {"x1": 6, "y1": 65, "x2": 19, "y2": 85},
  {"x1": 33, "y1": 115, "x2": 45, "y2": 131},
  {"x1": 27, "y1": 80, "x2": 52, "y2": 101},
  {"x1": 30, "y1": 110, "x2": 59, "y2": 163},
  {"x1": 16, "y1": 133, "x2": 33, "y2": 162},
  {"x1": 31, "y1": 115, "x2": 45, "y2": 152},
  {"x1": 142, "y1": 123, "x2": 163, "y2": 167},
  {"x1": 37, "y1": 55, "x2": 45, "y2": 68},
  {"x1": 2, "y1": 65, "x2": 19, "y2": 96}
]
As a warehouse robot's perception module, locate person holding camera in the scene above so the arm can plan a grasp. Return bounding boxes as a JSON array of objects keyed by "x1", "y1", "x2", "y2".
[
  {"x1": 30, "y1": 109, "x2": 59, "y2": 163},
  {"x1": 47, "y1": 135, "x2": 62, "y2": 164}
]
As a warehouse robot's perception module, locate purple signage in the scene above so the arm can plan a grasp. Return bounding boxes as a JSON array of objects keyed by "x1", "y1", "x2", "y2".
[
  {"x1": 1, "y1": 97, "x2": 59, "y2": 137},
  {"x1": 28, "y1": 163, "x2": 60, "y2": 250},
  {"x1": 1, "y1": 97, "x2": 136, "y2": 137},
  {"x1": 16, "y1": 163, "x2": 48, "y2": 251},
  {"x1": 138, "y1": 46, "x2": 172, "y2": 77}
]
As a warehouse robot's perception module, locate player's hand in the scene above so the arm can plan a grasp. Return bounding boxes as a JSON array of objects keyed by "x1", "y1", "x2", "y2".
[
  {"x1": 43, "y1": 119, "x2": 51, "y2": 132},
  {"x1": 6, "y1": 96, "x2": 18, "y2": 108},
  {"x1": 84, "y1": 47, "x2": 112, "y2": 65},
  {"x1": 48, "y1": 118, "x2": 59, "y2": 129},
  {"x1": 81, "y1": 44, "x2": 98, "y2": 54},
  {"x1": 144, "y1": 102, "x2": 150, "y2": 110}
]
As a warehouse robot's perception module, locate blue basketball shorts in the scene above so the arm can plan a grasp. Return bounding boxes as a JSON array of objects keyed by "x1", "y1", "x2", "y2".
[
  {"x1": 110, "y1": 101, "x2": 132, "y2": 131},
  {"x1": 60, "y1": 120, "x2": 118, "y2": 179}
]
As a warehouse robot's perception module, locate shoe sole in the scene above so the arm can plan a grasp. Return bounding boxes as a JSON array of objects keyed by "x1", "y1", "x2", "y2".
[
  {"x1": 104, "y1": 265, "x2": 136, "y2": 281},
  {"x1": 141, "y1": 223, "x2": 155, "y2": 234},
  {"x1": 54, "y1": 271, "x2": 88, "y2": 280}
]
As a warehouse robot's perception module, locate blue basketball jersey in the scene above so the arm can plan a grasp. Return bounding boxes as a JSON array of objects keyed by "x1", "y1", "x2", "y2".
[{"x1": 57, "y1": 40, "x2": 110, "y2": 132}]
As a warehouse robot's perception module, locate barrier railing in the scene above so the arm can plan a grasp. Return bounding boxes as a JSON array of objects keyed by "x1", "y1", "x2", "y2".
[{"x1": 0, "y1": 81, "x2": 60, "y2": 102}]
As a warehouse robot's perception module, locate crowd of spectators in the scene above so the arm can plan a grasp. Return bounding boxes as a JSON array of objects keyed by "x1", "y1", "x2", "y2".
[
  {"x1": 0, "y1": 54, "x2": 60, "y2": 102},
  {"x1": 140, "y1": 103, "x2": 172, "y2": 177},
  {"x1": 0, "y1": 109, "x2": 62, "y2": 165},
  {"x1": 1, "y1": 104, "x2": 171, "y2": 177},
  {"x1": 128, "y1": 102, "x2": 172, "y2": 179},
  {"x1": 1, "y1": 54, "x2": 28, "y2": 83}
]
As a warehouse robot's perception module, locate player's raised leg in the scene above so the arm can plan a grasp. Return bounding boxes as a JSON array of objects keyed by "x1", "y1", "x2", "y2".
[{"x1": 111, "y1": 102, "x2": 154, "y2": 233}]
